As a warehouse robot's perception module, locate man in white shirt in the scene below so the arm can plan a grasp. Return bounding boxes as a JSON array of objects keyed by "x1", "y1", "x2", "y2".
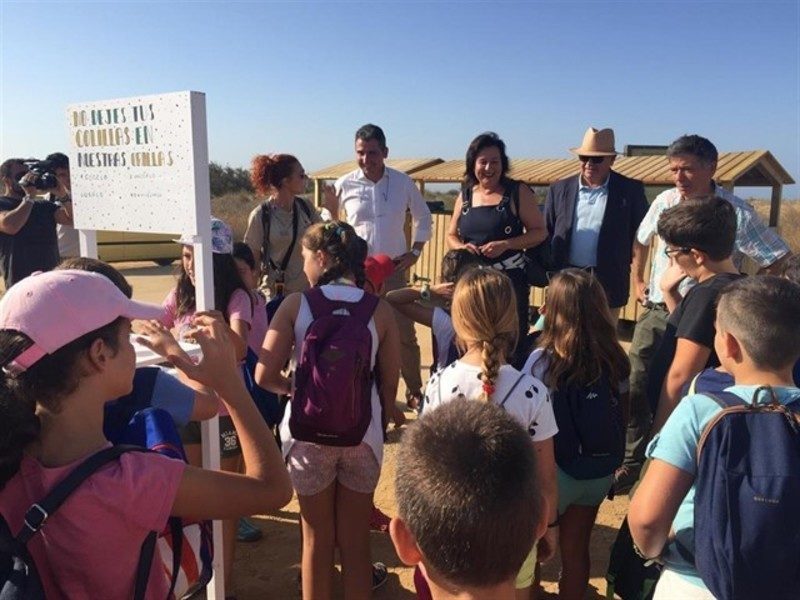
[{"x1": 325, "y1": 124, "x2": 433, "y2": 409}]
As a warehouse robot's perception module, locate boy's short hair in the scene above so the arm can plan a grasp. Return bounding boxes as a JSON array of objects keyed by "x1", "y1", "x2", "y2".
[
  {"x1": 395, "y1": 400, "x2": 540, "y2": 587},
  {"x1": 440, "y1": 249, "x2": 481, "y2": 284},
  {"x1": 657, "y1": 197, "x2": 736, "y2": 261},
  {"x1": 57, "y1": 257, "x2": 132, "y2": 298},
  {"x1": 717, "y1": 276, "x2": 800, "y2": 370}
]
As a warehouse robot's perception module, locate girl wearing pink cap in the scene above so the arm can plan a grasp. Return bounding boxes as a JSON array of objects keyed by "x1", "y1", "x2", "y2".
[{"x1": 0, "y1": 270, "x2": 291, "y2": 599}]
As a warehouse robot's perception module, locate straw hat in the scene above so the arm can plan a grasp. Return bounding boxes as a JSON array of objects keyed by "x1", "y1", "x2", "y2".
[{"x1": 570, "y1": 127, "x2": 618, "y2": 156}]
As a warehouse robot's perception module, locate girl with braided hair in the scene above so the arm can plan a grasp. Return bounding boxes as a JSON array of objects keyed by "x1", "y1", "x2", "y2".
[
  {"x1": 256, "y1": 220, "x2": 404, "y2": 599},
  {"x1": 421, "y1": 267, "x2": 559, "y2": 600}
]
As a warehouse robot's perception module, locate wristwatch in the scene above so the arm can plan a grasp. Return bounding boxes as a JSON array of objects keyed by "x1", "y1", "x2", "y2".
[{"x1": 410, "y1": 248, "x2": 421, "y2": 257}]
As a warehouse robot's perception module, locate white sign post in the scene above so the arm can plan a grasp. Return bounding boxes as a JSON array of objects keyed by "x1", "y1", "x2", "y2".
[{"x1": 65, "y1": 90, "x2": 225, "y2": 599}]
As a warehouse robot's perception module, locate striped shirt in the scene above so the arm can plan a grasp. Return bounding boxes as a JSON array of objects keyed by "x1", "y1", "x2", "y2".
[{"x1": 636, "y1": 185, "x2": 789, "y2": 303}]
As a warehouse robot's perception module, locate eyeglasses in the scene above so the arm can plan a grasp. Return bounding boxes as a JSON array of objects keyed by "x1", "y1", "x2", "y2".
[
  {"x1": 664, "y1": 246, "x2": 692, "y2": 258},
  {"x1": 578, "y1": 156, "x2": 606, "y2": 164}
]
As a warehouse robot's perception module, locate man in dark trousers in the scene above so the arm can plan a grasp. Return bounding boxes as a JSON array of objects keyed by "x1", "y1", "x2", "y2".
[{"x1": 545, "y1": 127, "x2": 648, "y2": 323}]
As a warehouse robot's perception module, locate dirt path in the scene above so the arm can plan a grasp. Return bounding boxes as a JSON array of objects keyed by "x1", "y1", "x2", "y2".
[{"x1": 122, "y1": 262, "x2": 629, "y2": 599}]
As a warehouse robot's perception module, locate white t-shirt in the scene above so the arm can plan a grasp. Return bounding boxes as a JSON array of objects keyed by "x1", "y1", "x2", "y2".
[
  {"x1": 279, "y1": 284, "x2": 385, "y2": 464},
  {"x1": 431, "y1": 307, "x2": 456, "y2": 370},
  {"x1": 422, "y1": 361, "x2": 558, "y2": 441}
]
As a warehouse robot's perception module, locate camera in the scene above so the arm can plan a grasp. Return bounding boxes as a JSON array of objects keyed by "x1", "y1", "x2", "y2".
[{"x1": 19, "y1": 160, "x2": 58, "y2": 191}]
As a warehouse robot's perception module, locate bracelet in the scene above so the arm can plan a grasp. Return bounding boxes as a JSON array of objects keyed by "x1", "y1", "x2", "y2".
[{"x1": 547, "y1": 516, "x2": 560, "y2": 528}]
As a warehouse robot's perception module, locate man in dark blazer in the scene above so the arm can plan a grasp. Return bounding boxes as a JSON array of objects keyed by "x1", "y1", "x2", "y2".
[{"x1": 545, "y1": 127, "x2": 649, "y2": 320}]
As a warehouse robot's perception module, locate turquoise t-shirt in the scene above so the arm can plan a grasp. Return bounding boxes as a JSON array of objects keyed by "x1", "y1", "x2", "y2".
[{"x1": 645, "y1": 384, "x2": 800, "y2": 590}]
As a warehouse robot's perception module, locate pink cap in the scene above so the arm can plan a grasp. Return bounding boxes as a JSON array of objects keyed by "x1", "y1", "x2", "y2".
[
  {"x1": 0, "y1": 270, "x2": 165, "y2": 373},
  {"x1": 364, "y1": 254, "x2": 395, "y2": 292}
]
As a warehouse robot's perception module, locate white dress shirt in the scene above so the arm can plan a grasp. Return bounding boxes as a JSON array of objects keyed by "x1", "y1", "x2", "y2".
[{"x1": 334, "y1": 166, "x2": 432, "y2": 257}]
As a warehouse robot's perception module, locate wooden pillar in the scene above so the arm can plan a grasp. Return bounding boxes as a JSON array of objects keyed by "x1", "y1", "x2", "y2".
[
  {"x1": 770, "y1": 184, "x2": 783, "y2": 229},
  {"x1": 313, "y1": 178, "x2": 321, "y2": 208}
]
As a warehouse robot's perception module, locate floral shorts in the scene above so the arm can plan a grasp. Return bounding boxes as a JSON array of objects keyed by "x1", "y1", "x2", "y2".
[{"x1": 287, "y1": 441, "x2": 380, "y2": 496}]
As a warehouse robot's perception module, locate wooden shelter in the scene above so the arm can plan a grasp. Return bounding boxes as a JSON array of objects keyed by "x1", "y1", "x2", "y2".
[{"x1": 410, "y1": 151, "x2": 794, "y2": 227}]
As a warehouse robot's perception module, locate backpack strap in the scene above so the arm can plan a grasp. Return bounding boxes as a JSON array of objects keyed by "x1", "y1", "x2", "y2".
[
  {"x1": 16, "y1": 445, "x2": 150, "y2": 544},
  {"x1": 702, "y1": 390, "x2": 747, "y2": 410},
  {"x1": 133, "y1": 531, "x2": 157, "y2": 600},
  {"x1": 498, "y1": 372, "x2": 527, "y2": 408},
  {"x1": 259, "y1": 200, "x2": 271, "y2": 271}
]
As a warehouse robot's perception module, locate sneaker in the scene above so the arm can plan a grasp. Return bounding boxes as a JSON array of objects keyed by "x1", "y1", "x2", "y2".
[
  {"x1": 236, "y1": 517, "x2": 263, "y2": 542},
  {"x1": 372, "y1": 562, "x2": 388, "y2": 590},
  {"x1": 369, "y1": 506, "x2": 392, "y2": 534}
]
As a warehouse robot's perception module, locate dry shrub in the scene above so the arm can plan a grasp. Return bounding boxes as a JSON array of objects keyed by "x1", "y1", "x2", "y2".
[
  {"x1": 751, "y1": 199, "x2": 800, "y2": 253},
  {"x1": 211, "y1": 192, "x2": 260, "y2": 241}
]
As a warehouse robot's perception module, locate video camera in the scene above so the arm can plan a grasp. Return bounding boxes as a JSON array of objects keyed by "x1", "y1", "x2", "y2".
[{"x1": 19, "y1": 160, "x2": 58, "y2": 191}]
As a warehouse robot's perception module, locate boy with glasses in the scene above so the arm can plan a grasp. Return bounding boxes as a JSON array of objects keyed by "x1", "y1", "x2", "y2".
[{"x1": 646, "y1": 197, "x2": 742, "y2": 434}]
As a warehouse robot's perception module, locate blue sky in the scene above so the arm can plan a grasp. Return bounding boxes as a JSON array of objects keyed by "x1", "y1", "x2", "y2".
[{"x1": 1, "y1": 0, "x2": 798, "y2": 197}]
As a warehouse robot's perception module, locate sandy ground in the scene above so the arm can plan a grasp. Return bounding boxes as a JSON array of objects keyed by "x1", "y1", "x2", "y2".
[{"x1": 123, "y1": 261, "x2": 630, "y2": 599}]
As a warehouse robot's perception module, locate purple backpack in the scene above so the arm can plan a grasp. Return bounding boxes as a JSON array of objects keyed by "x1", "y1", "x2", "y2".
[{"x1": 289, "y1": 287, "x2": 379, "y2": 446}]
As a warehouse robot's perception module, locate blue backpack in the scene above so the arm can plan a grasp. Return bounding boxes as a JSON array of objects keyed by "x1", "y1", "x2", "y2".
[
  {"x1": 550, "y1": 374, "x2": 625, "y2": 480},
  {"x1": 242, "y1": 347, "x2": 283, "y2": 427},
  {"x1": 676, "y1": 386, "x2": 800, "y2": 600},
  {"x1": 104, "y1": 376, "x2": 214, "y2": 599}
]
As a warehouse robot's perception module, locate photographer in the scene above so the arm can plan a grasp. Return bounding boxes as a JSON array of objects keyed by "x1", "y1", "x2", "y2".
[
  {"x1": 45, "y1": 152, "x2": 80, "y2": 258},
  {"x1": 0, "y1": 157, "x2": 73, "y2": 289}
]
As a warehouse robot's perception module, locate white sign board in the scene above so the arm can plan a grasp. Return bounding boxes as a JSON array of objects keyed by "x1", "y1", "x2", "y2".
[{"x1": 66, "y1": 91, "x2": 210, "y2": 236}]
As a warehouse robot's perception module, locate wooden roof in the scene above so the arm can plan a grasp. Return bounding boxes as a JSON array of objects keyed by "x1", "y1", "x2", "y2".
[
  {"x1": 310, "y1": 158, "x2": 443, "y2": 180},
  {"x1": 410, "y1": 151, "x2": 794, "y2": 187}
]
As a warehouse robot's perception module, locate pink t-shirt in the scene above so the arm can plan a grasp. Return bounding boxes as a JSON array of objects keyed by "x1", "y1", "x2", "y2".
[
  {"x1": 160, "y1": 288, "x2": 253, "y2": 334},
  {"x1": 247, "y1": 291, "x2": 268, "y2": 354},
  {"x1": 0, "y1": 449, "x2": 185, "y2": 600},
  {"x1": 161, "y1": 287, "x2": 253, "y2": 417}
]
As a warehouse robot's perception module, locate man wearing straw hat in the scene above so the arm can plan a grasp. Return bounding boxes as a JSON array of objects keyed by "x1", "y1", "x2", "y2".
[{"x1": 544, "y1": 127, "x2": 648, "y2": 320}]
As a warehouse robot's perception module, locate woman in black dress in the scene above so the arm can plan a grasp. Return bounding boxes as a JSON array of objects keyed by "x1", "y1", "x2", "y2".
[{"x1": 446, "y1": 132, "x2": 548, "y2": 367}]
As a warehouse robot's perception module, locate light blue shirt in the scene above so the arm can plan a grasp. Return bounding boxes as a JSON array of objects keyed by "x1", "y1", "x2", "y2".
[
  {"x1": 646, "y1": 384, "x2": 800, "y2": 590},
  {"x1": 568, "y1": 176, "x2": 609, "y2": 267}
]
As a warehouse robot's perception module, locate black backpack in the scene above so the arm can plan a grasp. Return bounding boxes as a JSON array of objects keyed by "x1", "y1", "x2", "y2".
[
  {"x1": 0, "y1": 446, "x2": 157, "y2": 600},
  {"x1": 551, "y1": 374, "x2": 625, "y2": 480}
]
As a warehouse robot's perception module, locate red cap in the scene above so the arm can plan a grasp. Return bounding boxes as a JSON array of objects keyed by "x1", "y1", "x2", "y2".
[{"x1": 364, "y1": 254, "x2": 395, "y2": 293}]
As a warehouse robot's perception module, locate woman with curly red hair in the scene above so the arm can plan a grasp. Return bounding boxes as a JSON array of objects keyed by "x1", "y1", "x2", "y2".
[{"x1": 243, "y1": 154, "x2": 322, "y2": 299}]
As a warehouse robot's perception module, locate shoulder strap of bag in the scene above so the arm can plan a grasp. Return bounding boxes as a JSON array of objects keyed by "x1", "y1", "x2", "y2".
[
  {"x1": 461, "y1": 185, "x2": 473, "y2": 211},
  {"x1": 16, "y1": 445, "x2": 149, "y2": 544},
  {"x1": 498, "y1": 372, "x2": 527, "y2": 408},
  {"x1": 260, "y1": 201, "x2": 271, "y2": 270},
  {"x1": 133, "y1": 531, "x2": 157, "y2": 600}
]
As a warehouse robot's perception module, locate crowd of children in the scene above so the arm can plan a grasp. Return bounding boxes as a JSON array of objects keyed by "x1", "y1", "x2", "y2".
[{"x1": 0, "y1": 181, "x2": 798, "y2": 600}]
